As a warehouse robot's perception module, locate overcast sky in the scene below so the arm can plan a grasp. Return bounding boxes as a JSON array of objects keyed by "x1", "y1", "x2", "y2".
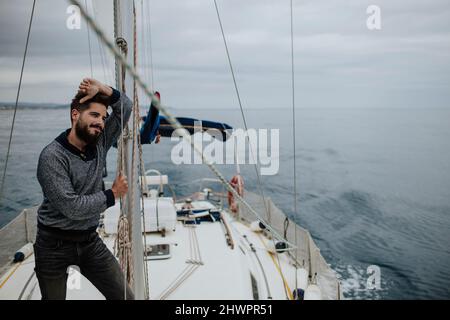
[{"x1": 1, "y1": 0, "x2": 450, "y2": 109}]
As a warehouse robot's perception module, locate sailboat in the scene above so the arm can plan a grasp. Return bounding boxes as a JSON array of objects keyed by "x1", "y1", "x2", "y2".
[{"x1": 0, "y1": 0, "x2": 343, "y2": 300}]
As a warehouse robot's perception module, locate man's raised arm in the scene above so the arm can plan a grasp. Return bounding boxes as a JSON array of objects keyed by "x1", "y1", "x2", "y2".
[{"x1": 78, "y1": 78, "x2": 132, "y2": 151}]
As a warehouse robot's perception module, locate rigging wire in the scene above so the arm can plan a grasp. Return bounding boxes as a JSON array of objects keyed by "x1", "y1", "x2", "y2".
[
  {"x1": 91, "y1": 2, "x2": 111, "y2": 85},
  {"x1": 139, "y1": 0, "x2": 148, "y2": 104},
  {"x1": 212, "y1": 0, "x2": 271, "y2": 229},
  {"x1": 290, "y1": 0, "x2": 300, "y2": 296},
  {"x1": 144, "y1": 0, "x2": 157, "y2": 164},
  {"x1": 132, "y1": 0, "x2": 150, "y2": 299},
  {"x1": 0, "y1": 0, "x2": 36, "y2": 205},
  {"x1": 141, "y1": 0, "x2": 155, "y2": 93},
  {"x1": 212, "y1": 0, "x2": 290, "y2": 299},
  {"x1": 146, "y1": 0, "x2": 155, "y2": 90},
  {"x1": 112, "y1": 0, "x2": 134, "y2": 300},
  {"x1": 84, "y1": 0, "x2": 94, "y2": 77},
  {"x1": 136, "y1": 3, "x2": 154, "y2": 290}
]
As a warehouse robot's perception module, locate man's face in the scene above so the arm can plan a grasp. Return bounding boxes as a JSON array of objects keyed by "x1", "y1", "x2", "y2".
[{"x1": 72, "y1": 102, "x2": 107, "y2": 145}]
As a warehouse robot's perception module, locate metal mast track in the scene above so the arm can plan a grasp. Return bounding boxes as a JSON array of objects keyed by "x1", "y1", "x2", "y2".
[{"x1": 68, "y1": 0, "x2": 297, "y2": 250}]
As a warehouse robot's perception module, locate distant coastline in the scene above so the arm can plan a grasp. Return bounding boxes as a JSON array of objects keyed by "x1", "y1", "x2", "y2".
[
  {"x1": 0, "y1": 102, "x2": 69, "y2": 110},
  {"x1": 1, "y1": 102, "x2": 447, "y2": 111}
]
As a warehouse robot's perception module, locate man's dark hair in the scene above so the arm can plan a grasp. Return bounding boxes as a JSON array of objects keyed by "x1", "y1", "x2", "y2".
[{"x1": 70, "y1": 91, "x2": 111, "y2": 122}]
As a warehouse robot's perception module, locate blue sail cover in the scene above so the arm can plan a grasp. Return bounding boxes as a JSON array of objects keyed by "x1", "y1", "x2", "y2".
[
  {"x1": 140, "y1": 102, "x2": 233, "y2": 144},
  {"x1": 140, "y1": 101, "x2": 161, "y2": 144}
]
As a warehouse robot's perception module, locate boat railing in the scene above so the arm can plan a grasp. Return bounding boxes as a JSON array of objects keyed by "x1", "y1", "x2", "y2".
[
  {"x1": 0, "y1": 206, "x2": 38, "y2": 278},
  {"x1": 238, "y1": 191, "x2": 342, "y2": 300}
]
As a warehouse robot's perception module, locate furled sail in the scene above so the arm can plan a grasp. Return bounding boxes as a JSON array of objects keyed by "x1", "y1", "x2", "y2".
[{"x1": 140, "y1": 92, "x2": 233, "y2": 144}]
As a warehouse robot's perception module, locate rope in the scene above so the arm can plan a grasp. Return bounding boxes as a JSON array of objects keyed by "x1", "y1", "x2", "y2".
[
  {"x1": 25, "y1": 280, "x2": 38, "y2": 300},
  {"x1": 18, "y1": 271, "x2": 36, "y2": 300},
  {"x1": 124, "y1": 2, "x2": 138, "y2": 295},
  {"x1": 139, "y1": 144, "x2": 150, "y2": 298},
  {"x1": 0, "y1": 0, "x2": 36, "y2": 205},
  {"x1": 137, "y1": 128, "x2": 150, "y2": 299},
  {"x1": 192, "y1": 223, "x2": 203, "y2": 263},
  {"x1": 92, "y1": 2, "x2": 112, "y2": 84},
  {"x1": 69, "y1": 0, "x2": 297, "y2": 249},
  {"x1": 256, "y1": 233, "x2": 293, "y2": 300},
  {"x1": 141, "y1": 0, "x2": 155, "y2": 91},
  {"x1": 114, "y1": 215, "x2": 133, "y2": 295}
]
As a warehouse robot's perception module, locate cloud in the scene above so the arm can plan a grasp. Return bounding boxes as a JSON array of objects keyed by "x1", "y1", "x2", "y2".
[{"x1": 0, "y1": 0, "x2": 449, "y2": 108}]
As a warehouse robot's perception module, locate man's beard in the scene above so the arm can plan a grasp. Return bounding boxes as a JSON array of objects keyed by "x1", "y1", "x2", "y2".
[{"x1": 75, "y1": 119, "x2": 101, "y2": 145}]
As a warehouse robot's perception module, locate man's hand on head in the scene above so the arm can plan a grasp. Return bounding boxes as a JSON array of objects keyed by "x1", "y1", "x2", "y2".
[{"x1": 78, "y1": 78, "x2": 113, "y2": 103}]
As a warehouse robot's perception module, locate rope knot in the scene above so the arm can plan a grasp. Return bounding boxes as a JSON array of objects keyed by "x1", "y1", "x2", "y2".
[{"x1": 115, "y1": 37, "x2": 128, "y2": 54}]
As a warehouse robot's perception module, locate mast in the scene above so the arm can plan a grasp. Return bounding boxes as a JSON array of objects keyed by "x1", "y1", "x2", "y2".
[{"x1": 113, "y1": 0, "x2": 146, "y2": 300}]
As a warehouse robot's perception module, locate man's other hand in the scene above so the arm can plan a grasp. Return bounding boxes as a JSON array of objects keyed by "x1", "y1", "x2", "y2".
[{"x1": 111, "y1": 174, "x2": 128, "y2": 199}]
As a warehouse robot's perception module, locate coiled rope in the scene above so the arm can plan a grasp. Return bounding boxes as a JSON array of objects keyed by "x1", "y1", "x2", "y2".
[{"x1": 114, "y1": 215, "x2": 133, "y2": 293}]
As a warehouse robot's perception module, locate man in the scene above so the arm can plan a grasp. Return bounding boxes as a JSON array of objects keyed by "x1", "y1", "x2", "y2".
[{"x1": 35, "y1": 78, "x2": 134, "y2": 300}]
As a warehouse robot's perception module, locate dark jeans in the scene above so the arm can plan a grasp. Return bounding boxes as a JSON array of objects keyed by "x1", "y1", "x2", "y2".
[{"x1": 33, "y1": 228, "x2": 134, "y2": 300}]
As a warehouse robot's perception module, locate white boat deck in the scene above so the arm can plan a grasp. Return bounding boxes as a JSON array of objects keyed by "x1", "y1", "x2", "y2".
[
  {"x1": 0, "y1": 191, "x2": 342, "y2": 300},
  {"x1": 0, "y1": 200, "x2": 307, "y2": 300}
]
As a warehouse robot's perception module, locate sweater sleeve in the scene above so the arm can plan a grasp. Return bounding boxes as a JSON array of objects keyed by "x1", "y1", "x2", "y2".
[
  {"x1": 102, "y1": 88, "x2": 133, "y2": 152},
  {"x1": 37, "y1": 149, "x2": 112, "y2": 221}
]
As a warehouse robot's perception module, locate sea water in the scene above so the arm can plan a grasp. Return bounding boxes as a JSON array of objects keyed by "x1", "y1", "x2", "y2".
[{"x1": 1, "y1": 106, "x2": 449, "y2": 299}]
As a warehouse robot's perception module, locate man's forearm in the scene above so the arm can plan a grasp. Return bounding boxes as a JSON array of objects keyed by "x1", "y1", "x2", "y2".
[
  {"x1": 99, "y1": 84, "x2": 113, "y2": 97},
  {"x1": 102, "y1": 89, "x2": 132, "y2": 151}
]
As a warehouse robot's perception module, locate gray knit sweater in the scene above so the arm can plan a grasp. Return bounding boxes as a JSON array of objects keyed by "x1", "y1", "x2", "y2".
[{"x1": 36, "y1": 89, "x2": 132, "y2": 231}]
